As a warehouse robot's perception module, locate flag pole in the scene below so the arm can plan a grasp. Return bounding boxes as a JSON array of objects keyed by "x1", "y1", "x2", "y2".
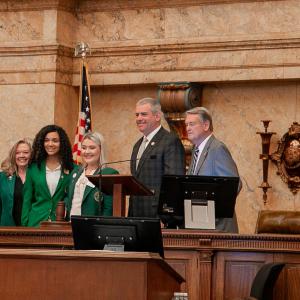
[
  {"x1": 84, "y1": 61, "x2": 93, "y2": 131},
  {"x1": 73, "y1": 42, "x2": 92, "y2": 164},
  {"x1": 75, "y1": 42, "x2": 91, "y2": 115}
]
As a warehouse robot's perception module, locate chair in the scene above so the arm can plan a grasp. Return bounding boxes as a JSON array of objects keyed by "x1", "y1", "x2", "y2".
[
  {"x1": 232, "y1": 263, "x2": 285, "y2": 300},
  {"x1": 256, "y1": 210, "x2": 300, "y2": 234},
  {"x1": 248, "y1": 263, "x2": 285, "y2": 300}
]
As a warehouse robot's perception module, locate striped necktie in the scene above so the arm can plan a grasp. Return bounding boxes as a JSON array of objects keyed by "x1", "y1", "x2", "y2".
[
  {"x1": 136, "y1": 137, "x2": 148, "y2": 169},
  {"x1": 190, "y1": 148, "x2": 199, "y2": 175}
]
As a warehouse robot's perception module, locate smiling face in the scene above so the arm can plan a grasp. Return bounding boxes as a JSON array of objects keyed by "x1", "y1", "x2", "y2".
[
  {"x1": 81, "y1": 138, "x2": 101, "y2": 168},
  {"x1": 135, "y1": 103, "x2": 161, "y2": 136},
  {"x1": 44, "y1": 131, "x2": 60, "y2": 157},
  {"x1": 15, "y1": 142, "x2": 31, "y2": 169}
]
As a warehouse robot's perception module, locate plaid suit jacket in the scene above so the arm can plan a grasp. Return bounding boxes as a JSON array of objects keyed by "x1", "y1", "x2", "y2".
[{"x1": 129, "y1": 127, "x2": 185, "y2": 218}]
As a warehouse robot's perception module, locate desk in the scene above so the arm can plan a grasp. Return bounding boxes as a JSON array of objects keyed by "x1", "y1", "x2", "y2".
[
  {"x1": 0, "y1": 227, "x2": 300, "y2": 300},
  {"x1": 0, "y1": 248, "x2": 182, "y2": 300}
]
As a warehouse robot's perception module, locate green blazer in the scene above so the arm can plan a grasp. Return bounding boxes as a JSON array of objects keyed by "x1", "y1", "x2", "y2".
[
  {"x1": 65, "y1": 166, "x2": 119, "y2": 220},
  {"x1": 0, "y1": 172, "x2": 17, "y2": 226},
  {"x1": 21, "y1": 161, "x2": 76, "y2": 227}
]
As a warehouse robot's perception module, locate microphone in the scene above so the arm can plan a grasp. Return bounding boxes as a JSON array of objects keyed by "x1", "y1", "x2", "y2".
[{"x1": 101, "y1": 159, "x2": 139, "y2": 167}]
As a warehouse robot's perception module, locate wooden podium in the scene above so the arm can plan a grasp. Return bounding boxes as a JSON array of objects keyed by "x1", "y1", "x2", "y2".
[
  {"x1": 87, "y1": 174, "x2": 153, "y2": 217},
  {"x1": 0, "y1": 249, "x2": 183, "y2": 300}
]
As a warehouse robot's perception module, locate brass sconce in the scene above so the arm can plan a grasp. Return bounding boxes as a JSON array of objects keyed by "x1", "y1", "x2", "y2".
[
  {"x1": 271, "y1": 122, "x2": 300, "y2": 194},
  {"x1": 256, "y1": 120, "x2": 276, "y2": 204}
]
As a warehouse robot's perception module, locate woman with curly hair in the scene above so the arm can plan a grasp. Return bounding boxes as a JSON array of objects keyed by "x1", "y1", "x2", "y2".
[
  {"x1": 21, "y1": 125, "x2": 75, "y2": 227},
  {"x1": 65, "y1": 132, "x2": 118, "y2": 219},
  {"x1": 0, "y1": 139, "x2": 32, "y2": 226}
]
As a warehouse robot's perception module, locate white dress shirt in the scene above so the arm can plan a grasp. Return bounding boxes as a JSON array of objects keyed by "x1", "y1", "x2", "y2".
[
  {"x1": 46, "y1": 165, "x2": 61, "y2": 197},
  {"x1": 194, "y1": 134, "x2": 213, "y2": 170},
  {"x1": 70, "y1": 170, "x2": 96, "y2": 216}
]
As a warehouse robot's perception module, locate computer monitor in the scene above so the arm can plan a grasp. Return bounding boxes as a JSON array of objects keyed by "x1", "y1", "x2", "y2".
[
  {"x1": 71, "y1": 215, "x2": 164, "y2": 258},
  {"x1": 158, "y1": 175, "x2": 239, "y2": 228}
]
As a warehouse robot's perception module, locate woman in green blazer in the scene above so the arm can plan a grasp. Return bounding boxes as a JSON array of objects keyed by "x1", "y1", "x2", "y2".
[
  {"x1": 65, "y1": 132, "x2": 118, "y2": 219},
  {"x1": 0, "y1": 139, "x2": 32, "y2": 226},
  {"x1": 21, "y1": 125, "x2": 75, "y2": 227}
]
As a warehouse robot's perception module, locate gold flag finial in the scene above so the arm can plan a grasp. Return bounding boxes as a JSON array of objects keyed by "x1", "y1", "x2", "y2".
[{"x1": 74, "y1": 42, "x2": 91, "y2": 59}]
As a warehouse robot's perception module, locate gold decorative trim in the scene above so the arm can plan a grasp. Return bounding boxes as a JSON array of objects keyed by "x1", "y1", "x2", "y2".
[{"x1": 271, "y1": 122, "x2": 300, "y2": 194}]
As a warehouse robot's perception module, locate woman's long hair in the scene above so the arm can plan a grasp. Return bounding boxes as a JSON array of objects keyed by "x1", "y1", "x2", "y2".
[
  {"x1": 31, "y1": 125, "x2": 74, "y2": 172},
  {"x1": 1, "y1": 139, "x2": 32, "y2": 177}
]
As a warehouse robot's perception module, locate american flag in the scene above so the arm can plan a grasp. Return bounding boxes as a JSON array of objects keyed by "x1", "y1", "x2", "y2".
[{"x1": 72, "y1": 61, "x2": 92, "y2": 164}]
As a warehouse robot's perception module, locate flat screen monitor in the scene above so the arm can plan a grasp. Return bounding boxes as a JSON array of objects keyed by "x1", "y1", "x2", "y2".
[
  {"x1": 71, "y1": 215, "x2": 164, "y2": 258},
  {"x1": 158, "y1": 175, "x2": 239, "y2": 228}
]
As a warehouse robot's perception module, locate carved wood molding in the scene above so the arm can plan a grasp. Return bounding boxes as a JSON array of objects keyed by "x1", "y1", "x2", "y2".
[
  {"x1": 0, "y1": 228, "x2": 300, "y2": 252},
  {"x1": 0, "y1": 227, "x2": 73, "y2": 249},
  {"x1": 162, "y1": 230, "x2": 300, "y2": 251}
]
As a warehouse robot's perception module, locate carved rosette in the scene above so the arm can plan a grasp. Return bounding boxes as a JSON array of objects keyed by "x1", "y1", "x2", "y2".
[
  {"x1": 271, "y1": 122, "x2": 300, "y2": 194},
  {"x1": 157, "y1": 82, "x2": 202, "y2": 164}
]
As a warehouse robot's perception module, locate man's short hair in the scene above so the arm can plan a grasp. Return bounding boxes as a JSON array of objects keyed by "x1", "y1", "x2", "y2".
[
  {"x1": 136, "y1": 97, "x2": 162, "y2": 114},
  {"x1": 185, "y1": 107, "x2": 213, "y2": 131}
]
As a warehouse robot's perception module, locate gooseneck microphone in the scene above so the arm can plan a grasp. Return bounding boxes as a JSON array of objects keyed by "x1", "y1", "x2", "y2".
[
  {"x1": 92, "y1": 159, "x2": 139, "y2": 213},
  {"x1": 101, "y1": 159, "x2": 140, "y2": 167}
]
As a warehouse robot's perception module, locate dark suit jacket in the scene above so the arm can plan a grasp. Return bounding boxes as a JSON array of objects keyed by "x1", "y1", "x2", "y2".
[
  {"x1": 129, "y1": 127, "x2": 185, "y2": 218},
  {"x1": 187, "y1": 135, "x2": 242, "y2": 233},
  {"x1": 65, "y1": 166, "x2": 119, "y2": 220}
]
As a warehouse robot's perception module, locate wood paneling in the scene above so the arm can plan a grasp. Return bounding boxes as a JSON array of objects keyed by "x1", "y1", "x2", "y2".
[
  {"x1": 1, "y1": 227, "x2": 300, "y2": 299},
  {"x1": 0, "y1": 249, "x2": 182, "y2": 300}
]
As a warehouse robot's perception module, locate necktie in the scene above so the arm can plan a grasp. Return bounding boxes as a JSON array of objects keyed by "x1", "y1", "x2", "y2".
[
  {"x1": 136, "y1": 137, "x2": 148, "y2": 169},
  {"x1": 190, "y1": 148, "x2": 199, "y2": 175}
]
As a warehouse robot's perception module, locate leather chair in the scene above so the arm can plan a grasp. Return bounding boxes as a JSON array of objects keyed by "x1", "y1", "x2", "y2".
[
  {"x1": 246, "y1": 263, "x2": 285, "y2": 300},
  {"x1": 256, "y1": 210, "x2": 300, "y2": 234},
  {"x1": 232, "y1": 263, "x2": 285, "y2": 300}
]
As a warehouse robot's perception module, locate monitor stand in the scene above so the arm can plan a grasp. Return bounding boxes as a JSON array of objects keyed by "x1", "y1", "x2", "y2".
[{"x1": 184, "y1": 199, "x2": 216, "y2": 229}]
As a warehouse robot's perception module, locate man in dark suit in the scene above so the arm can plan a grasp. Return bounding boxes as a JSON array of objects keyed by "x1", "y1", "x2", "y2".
[
  {"x1": 129, "y1": 97, "x2": 185, "y2": 218},
  {"x1": 185, "y1": 107, "x2": 242, "y2": 233}
]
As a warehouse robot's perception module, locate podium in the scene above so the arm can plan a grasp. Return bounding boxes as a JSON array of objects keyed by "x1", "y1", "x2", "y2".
[
  {"x1": 0, "y1": 249, "x2": 183, "y2": 300},
  {"x1": 87, "y1": 174, "x2": 153, "y2": 217}
]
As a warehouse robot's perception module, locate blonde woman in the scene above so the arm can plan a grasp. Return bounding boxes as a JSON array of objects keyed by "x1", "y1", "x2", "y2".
[
  {"x1": 0, "y1": 139, "x2": 32, "y2": 226},
  {"x1": 65, "y1": 132, "x2": 118, "y2": 219}
]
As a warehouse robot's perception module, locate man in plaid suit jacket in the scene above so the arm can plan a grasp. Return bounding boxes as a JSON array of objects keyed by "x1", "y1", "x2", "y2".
[{"x1": 128, "y1": 97, "x2": 186, "y2": 218}]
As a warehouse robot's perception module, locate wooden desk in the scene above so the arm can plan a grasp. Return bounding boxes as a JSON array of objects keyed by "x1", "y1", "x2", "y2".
[
  {"x1": 0, "y1": 227, "x2": 300, "y2": 300},
  {"x1": 0, "y1": 248, "x2": 183, "y2": 300}
]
